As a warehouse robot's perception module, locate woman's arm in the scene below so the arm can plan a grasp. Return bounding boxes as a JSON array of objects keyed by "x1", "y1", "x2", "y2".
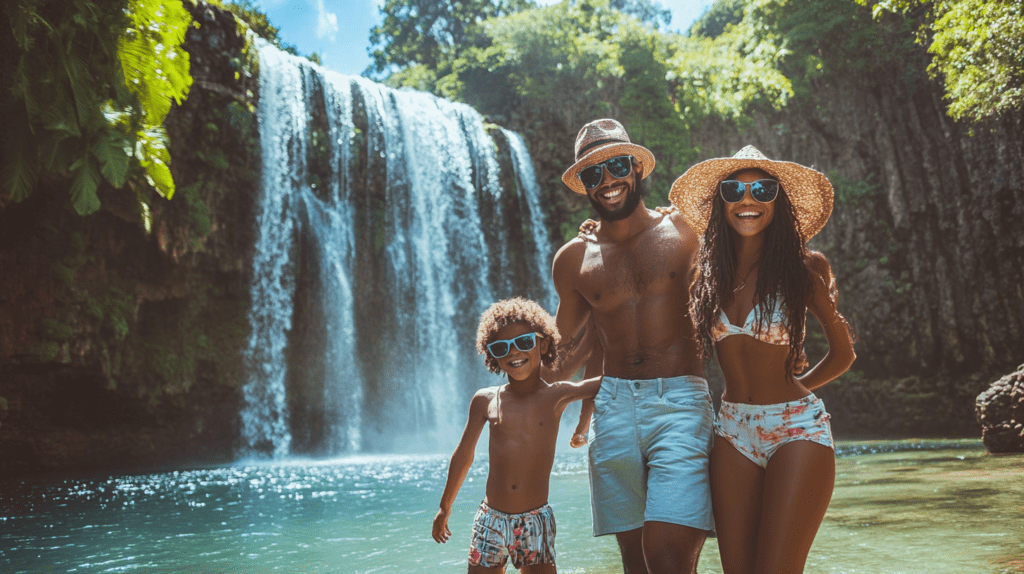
[
  {"x1": 795, "y1": 252, "x2": 856, "y2": 390},
  {"x1": 432, "y1": 390, "x2": 489, "y2": 543}
]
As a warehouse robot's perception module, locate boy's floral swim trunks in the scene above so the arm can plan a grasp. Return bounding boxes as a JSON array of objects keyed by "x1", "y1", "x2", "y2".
[{"x1": 468, "y1": 501, "x2": 556, "y2": 568}]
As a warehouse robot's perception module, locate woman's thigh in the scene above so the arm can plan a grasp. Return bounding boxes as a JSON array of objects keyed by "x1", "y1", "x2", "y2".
[
  {"x1": 711, "y1": 438, "x2": 764, "y2": 574},
  {"x1": 756, "y1": 440, "x2": 835, "y2": 574}
]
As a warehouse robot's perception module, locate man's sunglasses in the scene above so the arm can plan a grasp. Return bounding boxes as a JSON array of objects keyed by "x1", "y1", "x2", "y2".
[
  {"x1": 486, "y1": 332, "x2": 543, "y2": 359},
  {"x1": 719, "y1": 179, "x2": 779, "y2": 203},
  {"x1": 578, "y1": 156, "x2": 634, "y2": 190}
]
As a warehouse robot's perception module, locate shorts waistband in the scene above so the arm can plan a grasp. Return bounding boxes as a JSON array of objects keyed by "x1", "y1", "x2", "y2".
[
  {"x1": 602, "y1": 375, "x2": 708, "y2": 399},
  {"x1": 480, "y1": 501, "x2": 551, "y2": 519},
  {"x1": 720, "y1": 393, "x2": 820, "y2": 414}
]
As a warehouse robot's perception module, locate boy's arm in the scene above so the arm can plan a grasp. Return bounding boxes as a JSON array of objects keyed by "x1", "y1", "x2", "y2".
[
  {"x1": 571, "y1": 342, "x2": 603, "y2": 448},
  {"x1": 555, "y1": 375, "x2": 604, "y2": 408},
  {"x1": 571, "y1": 399, "x2": 595, "y2": 448},
  {"x1": 432, "y1": 390, "x2": 489, "y2": 544}
]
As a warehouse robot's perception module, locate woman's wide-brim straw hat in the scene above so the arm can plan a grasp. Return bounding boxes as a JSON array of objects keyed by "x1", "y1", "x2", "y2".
[
  {"x1": 562, "y1": 119, "x2": 656, "y2": 194},
  {"x1": 669, "y1": 145, "x2": 834, "y2": 240}
]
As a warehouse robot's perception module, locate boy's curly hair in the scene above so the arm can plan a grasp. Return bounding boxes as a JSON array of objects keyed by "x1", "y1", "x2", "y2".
[{"x1": 476, "y1": 297, "x2": 561, "y2": 374}]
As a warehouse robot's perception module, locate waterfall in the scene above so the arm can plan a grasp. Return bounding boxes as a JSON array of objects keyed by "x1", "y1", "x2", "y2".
[{"x1": 239, "y1": 41, "x2": 556, "y2": 458}]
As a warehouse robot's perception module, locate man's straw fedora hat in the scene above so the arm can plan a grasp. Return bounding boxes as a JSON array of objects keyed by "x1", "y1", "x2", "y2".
[
  {"x1": 668, "y1": 145, "x2": 834, "y2": 240},
  {"x1": 562, "y1": 119, "x2": 656, "y2": 194}
]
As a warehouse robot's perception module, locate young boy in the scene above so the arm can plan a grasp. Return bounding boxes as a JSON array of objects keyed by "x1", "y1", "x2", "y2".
[{"x1": 432, "y1": 297, "x2": 602, "y2": 573}]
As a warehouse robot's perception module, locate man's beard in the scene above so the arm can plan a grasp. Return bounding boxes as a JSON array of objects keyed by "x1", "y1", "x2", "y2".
[{"x1": 588, "y1": 183, "x2": 643, "y2": 222}]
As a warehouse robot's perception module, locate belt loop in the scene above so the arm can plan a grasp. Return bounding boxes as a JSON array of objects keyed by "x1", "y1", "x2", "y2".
[
  {"x1": 657, "y1": 377, "x2": 664, "y2": 397},
  {"x1": 610, "y1": 378, "x2": 618, "y2": 400}
]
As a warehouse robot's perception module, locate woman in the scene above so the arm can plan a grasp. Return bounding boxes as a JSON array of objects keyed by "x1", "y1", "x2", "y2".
[{"x1": 669, "y1": 146, "x2": 857, "y2": 574}]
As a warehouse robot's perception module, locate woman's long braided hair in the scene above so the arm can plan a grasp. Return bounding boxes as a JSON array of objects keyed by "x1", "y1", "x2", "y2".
[{"x1": 690, "y1": 181, "x2": 812, "y2": 375}]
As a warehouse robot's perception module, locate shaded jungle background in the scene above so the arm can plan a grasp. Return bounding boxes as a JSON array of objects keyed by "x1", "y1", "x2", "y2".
[{"x1": 1, "y1": 0, "x2": 1021, "y2": 477}]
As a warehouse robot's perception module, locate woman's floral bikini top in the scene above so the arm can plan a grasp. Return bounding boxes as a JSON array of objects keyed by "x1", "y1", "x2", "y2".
[{"x1": 711, "y1": 299, "x2": 793, "y2": 346}]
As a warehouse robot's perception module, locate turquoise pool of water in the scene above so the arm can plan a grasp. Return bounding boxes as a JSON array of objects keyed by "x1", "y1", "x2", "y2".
[{"x1": 1, "y1": 439, "x2": 1021, "y2": 573}]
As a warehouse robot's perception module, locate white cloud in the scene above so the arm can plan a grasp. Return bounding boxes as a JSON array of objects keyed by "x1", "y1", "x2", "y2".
[{"x1": 316, "y1": 0, "x2": 339, "y2": 41}]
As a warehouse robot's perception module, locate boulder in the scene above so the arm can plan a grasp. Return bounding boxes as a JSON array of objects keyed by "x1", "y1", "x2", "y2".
[{"x1": 975, "y1": 364, "x2": 1024, "y2": 453}]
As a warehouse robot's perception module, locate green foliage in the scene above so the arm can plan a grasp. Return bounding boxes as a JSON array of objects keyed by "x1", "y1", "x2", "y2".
[
  {"x1": 610, "y1": 0, "x2": 672, "y2": 27},
  {"x1": 666, "y1": 32, "x2": 792, "y2": 122},
  {"x1": 368, "y1": 0, "x2": 533, "y2": 76},
  {"x1": 104, "y1": 287, "x2": 134, "y2": 342},
  {"x1": 1, "y1": 0, "x2": 192, "y2": 215},
  {"x1": 443, "y1": 0, "x2": 627, "y2": 118},
  {"x1": 41, "y1": 317, "x2": 74, "y2": 342},
  {"x1": 720, "y1": 0, "x2": 917, "y2": 102},
  {"x1": 690, "y1": 0, "x2": 745, "y2": 38},
  {"x1": 829, "y1": 171, "x2": 881, "y2": 205},
  {"x1": 863, "y1": 0, "x2": 1023, "y2": 121}
]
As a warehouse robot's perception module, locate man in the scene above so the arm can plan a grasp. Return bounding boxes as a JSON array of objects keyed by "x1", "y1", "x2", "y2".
[{"x1": 546, "y1": 119, "x2": 712, "y2": 574}]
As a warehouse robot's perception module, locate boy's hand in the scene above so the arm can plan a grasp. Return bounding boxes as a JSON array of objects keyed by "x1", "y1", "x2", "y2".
[
  {"x1": 577, "y1": 219, "x2": 598, "y2": 241},
  {"x1": 570, "y1": 431, "x2": 588, "y2": 448},
  {"x1": 432, "y1": 508, "x2": 452, "y2": 543}
]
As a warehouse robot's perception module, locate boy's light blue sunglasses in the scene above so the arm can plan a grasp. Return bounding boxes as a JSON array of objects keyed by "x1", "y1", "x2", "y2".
[{"x1": 487, "y1": 333, "x2": 543, "y2": 359}]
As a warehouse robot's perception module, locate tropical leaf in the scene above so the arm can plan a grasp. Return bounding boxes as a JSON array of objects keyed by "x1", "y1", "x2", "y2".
[
  {"x1": 118, "y1": 0, "x2": 193, "y2": 126},
  {"x1": 92, "y1": 132, "x2": 131, "y2": 188},
  {"x1": 2, "y1": 146, "x2": 41, "y2": 204},
  {"x1": 41, "y1": 91, "x2": 82, "y2": 137},
  {"x1": 137, "y1": 127, "x2": 175, "y2": 200},
  {"x1": 69, "y1": 156, "x2": 102, "y2": 215},
  {"x1": 39, "y1": 133, "x2": 80, "y2": 173}
]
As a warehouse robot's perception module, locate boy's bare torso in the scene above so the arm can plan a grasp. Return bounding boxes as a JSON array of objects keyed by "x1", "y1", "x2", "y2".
[
  {"x1": 558, "y1": 210, "x2": 704, "y2": 379},
  {"x1": 482, "y1": 381, "x2": 573, "y2": 514}
]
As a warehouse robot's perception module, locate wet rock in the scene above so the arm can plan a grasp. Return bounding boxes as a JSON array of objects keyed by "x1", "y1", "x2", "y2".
[{"x1": 975, "y1": 364, "x2": 1024, "y2": 453}]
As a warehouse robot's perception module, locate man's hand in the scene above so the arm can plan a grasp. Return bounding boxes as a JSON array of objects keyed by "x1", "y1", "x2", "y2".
[{"x1": 432, "y1": 508, "x2": 452, "y2": 543}]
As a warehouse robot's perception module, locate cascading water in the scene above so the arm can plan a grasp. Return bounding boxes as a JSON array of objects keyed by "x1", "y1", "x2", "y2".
[{"x1": 240, "y1": 40, "x2": 557, "y2": 458}]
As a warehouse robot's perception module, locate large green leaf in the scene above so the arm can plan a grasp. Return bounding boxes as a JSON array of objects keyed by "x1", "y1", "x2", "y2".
[
  {"x1": 137, "y1": 127, "x2": 175, "y2": 200},
  {"x1": 2, "y1": 147, "x2": 41, "y2": 204},
  {"x1": 118, "y1": 0, "x2": 193, "y2": 126},
  {"x1": 92, "y1": 132, "x2": 131, "y2": 188},
  {"x1": 69, "y1": 156, "x2": 102, "y2": 215}
]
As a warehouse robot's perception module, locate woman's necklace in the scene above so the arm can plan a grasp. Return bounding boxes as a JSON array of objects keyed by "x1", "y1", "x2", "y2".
[{"x1": 733, "y1": 264, "x2": 758, "y2": 294}]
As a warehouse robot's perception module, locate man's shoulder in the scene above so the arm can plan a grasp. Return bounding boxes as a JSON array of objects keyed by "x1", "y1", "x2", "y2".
[
  {"x1": 655, "y1": 206, "x2": 696, "y2": 237},
  {"x1": 553, "y1": 235, "x2": 590, "y2": 263}
]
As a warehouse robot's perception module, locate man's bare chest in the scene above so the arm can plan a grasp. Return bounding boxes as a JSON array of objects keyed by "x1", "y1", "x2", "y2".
[{"x1": 577, "y1": 238, "x2": 689, "y2": 309}]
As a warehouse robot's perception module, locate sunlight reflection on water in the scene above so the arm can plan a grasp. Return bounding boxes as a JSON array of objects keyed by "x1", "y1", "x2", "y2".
[{"x1": 0, "y1": 440, "x2": 1021, "y2": 573}]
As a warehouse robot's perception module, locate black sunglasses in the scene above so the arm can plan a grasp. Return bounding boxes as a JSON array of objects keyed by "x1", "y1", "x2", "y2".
[
  {"x1": 719, "y1": 179, "x2": 779, "y2": 203},
  {"x1": 578, "y1": 156, "x2": 634, "y2": 190},
  {"x1": 486, "y1": 333, "x2": 542, "y2": 359}
]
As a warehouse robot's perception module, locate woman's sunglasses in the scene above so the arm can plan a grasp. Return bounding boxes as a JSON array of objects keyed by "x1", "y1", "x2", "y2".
[
  {"x1": 578, "y1": 156, "x2": 634, "y2": 190},
  {"x1": 719, "y1": 179, "x2": 779, "y2": 203},
  {"x1": 486, "y1": 332, "x2": 542, "y2": 359}
]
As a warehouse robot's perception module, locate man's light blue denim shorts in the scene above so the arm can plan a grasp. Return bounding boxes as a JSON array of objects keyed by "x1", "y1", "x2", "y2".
[{"x1": 587, "y1": 375, "x2": 715, "y2": 536}]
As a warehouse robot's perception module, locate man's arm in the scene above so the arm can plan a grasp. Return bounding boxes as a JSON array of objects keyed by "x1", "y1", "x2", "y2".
[
  {"x1": 544, "y1": 240, "x2": 594, "y2": 381},
  {"x1": 432, "y1": 390, "x2": 489, "y2": 544}
]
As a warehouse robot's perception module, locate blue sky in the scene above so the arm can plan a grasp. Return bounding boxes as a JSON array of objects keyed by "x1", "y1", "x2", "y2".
[{"x1": 251, "y1": 0, "x2": 716, "y2": 77}]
